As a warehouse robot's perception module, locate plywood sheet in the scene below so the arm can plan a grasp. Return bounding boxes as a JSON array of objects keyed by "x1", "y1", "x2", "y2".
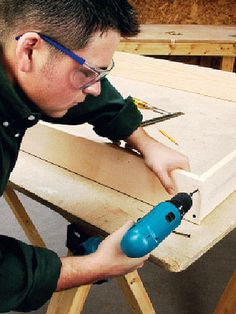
[
  {"x1": 10, "y1": 152, "x2": 236, "y2": 271},
  {"x1": 109, "y1": 76, "x2": 236, "y2": 175},
  {"x1": 129, "y1": 0, "x2": 236, "y2": 25},
  {"x1": 21, "y1": 75, "x2": 236, "y2": 224},
  {"x1": 112, "y1": 52, "x2": 236, "y2": 102}
]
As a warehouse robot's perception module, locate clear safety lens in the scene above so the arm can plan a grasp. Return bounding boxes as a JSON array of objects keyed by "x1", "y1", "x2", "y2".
[{"x1": 71, "y1": 60, "x2": 114, "y2": 90}]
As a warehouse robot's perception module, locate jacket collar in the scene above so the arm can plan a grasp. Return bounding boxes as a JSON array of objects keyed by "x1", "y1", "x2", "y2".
[{"x1": 0, "y1": 63, "x2": 41, "y2": 130}]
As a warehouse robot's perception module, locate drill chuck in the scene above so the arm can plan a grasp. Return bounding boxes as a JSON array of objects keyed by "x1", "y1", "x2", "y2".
[{"x1": 169, "y1": 192, "x2": 193, "y2": 217}]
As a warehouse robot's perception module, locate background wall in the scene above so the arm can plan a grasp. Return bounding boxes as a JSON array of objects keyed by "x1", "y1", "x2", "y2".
[{"x1": 130, "y1": 0, "x2": 236, "y2": 25}]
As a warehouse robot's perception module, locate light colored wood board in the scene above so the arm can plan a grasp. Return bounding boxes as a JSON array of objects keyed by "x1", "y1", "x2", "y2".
[
  {"x1": 10, "y1": 152, "x2": 236, "y2": 272},
  {"x1": 112, "y1": 52, "x2": 236, "y2": 102},
  {"x1": 173, "y1": 150, "x2": 236, "y2": 222},
  {"x1": 110, "y1": 76, "x2": 236, "y2": 223},
  {"x1": 121, "y1": 25, "x2": 236, "y2": 43},
  {"x1": 21, "y1": 120, "x2": 232, "y2": 224},
  {"x1": 21, "y1": 75, "x2": 236, "y2": 176},
  {"x1": 199, "y1": 150, "x2": 236, "y2": 220},
  {"x1": 21, "y1": 122, "x2": 170, "y2": 206},
  {"x1": 109, "y1": 76, "x2": 236, "y2": 175},
  {"x1": 117, "y1": 42, "x2": 236, "y2": 57},
  {"x1": 11, "y1": 152, "x2": 152, "y2": 230},
  {"x1": 171, "y1": 170, "x2": 203, "y2": 223},
  {"x1": 20, "y1": 118, "x2": 236, "y2": 225},
  {"x1": 20, "y1": 75, "x2": 236, "y2": 223}
]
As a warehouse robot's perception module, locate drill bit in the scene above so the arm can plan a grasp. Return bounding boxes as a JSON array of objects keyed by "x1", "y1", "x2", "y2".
[{"x1": 190, "y1": 189, "x2": 199, "y2": 197}]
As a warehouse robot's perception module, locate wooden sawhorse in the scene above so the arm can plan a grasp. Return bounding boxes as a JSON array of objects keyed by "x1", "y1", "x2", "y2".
[
  {"x1": 4, "y1": 184, "x2": 236, "y2": 314},
  {"x1": 3, "y1": 184, "x2": 156, "y2": 314}
]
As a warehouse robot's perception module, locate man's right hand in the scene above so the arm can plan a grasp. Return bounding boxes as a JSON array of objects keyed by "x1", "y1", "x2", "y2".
[{"x1": 56, "y1": 221, "x2": 149, "y2": 291}]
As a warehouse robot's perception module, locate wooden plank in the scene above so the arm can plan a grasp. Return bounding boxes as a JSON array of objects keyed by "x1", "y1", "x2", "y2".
[
  {"x1": 121, "y1": 25, "x2": 236, "y2": 44},
  {"x1": 20, "y1": 72, "x2": 236, "y2": 223},
  {"x1": 9, "y1": 152, "x2": 236, "y2": 271},
  {"x1": 118, "y1": 25, "x2": 236, "y2": 57},
  {"x1": 118, "y1": 42, "x2": 236, "y2": 56},
  {"x1": 20, "y1": 121, "x2": 169, "y2": 207},
  {"x1": 113, "y1": 52, "x2": 236, "y2": 102},
  {"x1": 19, "y1": 122, "x2": 204, "y2": 223}
]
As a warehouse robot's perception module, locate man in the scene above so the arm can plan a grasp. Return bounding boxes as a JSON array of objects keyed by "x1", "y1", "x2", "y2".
[{"x1": 0, "y1": 0, "x2": 190, "y2": 312}]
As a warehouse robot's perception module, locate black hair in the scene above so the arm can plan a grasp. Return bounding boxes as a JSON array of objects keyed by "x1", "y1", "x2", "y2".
[{"x1": 0, "y1": 0, "x2": 139, "y2": 49}]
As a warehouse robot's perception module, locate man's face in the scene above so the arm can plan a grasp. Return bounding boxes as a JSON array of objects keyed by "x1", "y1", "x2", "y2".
[{"x1": 16, "y1": 30, "x2": 121, "y2": 117}]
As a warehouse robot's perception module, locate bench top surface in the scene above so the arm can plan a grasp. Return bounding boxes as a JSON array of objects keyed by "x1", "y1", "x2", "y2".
[
  {"x1": 121, "y1": 24, "x2": 236, "y2": 43},
  {"x1": 10, "y1": 151, "x2": 236, "y2": 272}
]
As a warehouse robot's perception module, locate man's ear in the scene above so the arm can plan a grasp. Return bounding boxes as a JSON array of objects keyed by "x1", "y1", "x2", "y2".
[{"x1": 15, "y1": 32, "x2": 42, "y2": 72}]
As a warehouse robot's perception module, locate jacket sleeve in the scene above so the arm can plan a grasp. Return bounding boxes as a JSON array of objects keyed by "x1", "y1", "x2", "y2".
[
  {"x1": 0, "y1": 235, "x2": 61, "y2": 312},
  {"x1": 42, "y1": 78, "x2": 143, "y2": 141}
]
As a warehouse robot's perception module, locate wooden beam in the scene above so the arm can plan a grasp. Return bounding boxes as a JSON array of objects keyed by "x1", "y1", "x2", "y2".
[
  {"x1": 3, "y1": 184, "x2": 46, "y2": 247},
  {"x1": 116, "y1": 271, "x2": 156, "y2": 314},
  {"x1": 46, "y1": 285, "x2": 92, "y2": 314},
  {"x1": 220, "y1": 56, "x2": 235, "y2": 72},
  {"x1": 117, "y1": 42, "x2": 236, "y2": 57}
]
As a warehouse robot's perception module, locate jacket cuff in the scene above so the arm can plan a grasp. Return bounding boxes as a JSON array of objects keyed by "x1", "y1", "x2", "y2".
[{"x1": 16, "y1": 245, "x2": 62, "y2": 312}]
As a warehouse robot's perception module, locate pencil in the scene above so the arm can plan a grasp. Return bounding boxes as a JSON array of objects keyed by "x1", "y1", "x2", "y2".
[{"x1": 159, "y1": 129, "x2": 178, "y2": 145}]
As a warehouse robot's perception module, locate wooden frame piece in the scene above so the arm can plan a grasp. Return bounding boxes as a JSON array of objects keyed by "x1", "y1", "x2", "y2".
[{"x1": 118, "y1": 24, "x2": 236, "y2": 72}]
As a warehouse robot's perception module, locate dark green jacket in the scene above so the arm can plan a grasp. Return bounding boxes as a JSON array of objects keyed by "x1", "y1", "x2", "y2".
[{"x1": 0, "y1": 64, "x2": 142, "y2": 312}]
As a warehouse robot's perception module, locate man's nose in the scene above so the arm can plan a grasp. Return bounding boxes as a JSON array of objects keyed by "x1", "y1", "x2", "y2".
[{"x1": 83, "y1": 81, "x2": 101, "y2": 97}]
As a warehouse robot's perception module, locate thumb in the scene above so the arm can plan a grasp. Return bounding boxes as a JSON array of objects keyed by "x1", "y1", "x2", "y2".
[{"x1": 114, "y1": 220, "x2": 134, "y2": 238}]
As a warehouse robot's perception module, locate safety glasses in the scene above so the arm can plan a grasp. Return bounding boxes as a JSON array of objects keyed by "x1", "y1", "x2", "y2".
[{"x1": 16, "y1": 33, "x2": 115, "y2": 90}]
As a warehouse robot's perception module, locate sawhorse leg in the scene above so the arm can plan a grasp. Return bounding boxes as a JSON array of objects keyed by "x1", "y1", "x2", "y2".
[
  {"x1": 3, "y1": 184, "x2": 46, "y2": 248},
  {"x1": 116, "y1": 271, "x2": 156, "y2": 314},
  {"x1": 47, "y1": 281, "x2": 92, "y2": 314},
  {"x1": 3, "y1": 184, "x2": 156, "y2": 314},
  {"x1": 47, "y1": 269, "x2": 155, "y2": 314},
  {"x1": 220, "y1": 56, "x2": 235, "y2": 72},
  {"x1": 213, "y1": 268, "x2": 236, "y2": 314}
]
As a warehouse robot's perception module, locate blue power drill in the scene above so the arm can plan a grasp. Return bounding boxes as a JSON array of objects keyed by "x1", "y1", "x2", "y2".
[
  {"x1": 120, "y1": 191, "x2": 197, "y2": 257},
  {"x1": 67, "y1": 191, "x2": 197, "y2": 259}
]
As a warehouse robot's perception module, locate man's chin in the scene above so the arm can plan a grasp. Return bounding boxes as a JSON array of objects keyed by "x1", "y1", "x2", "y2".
[{"x1": 45, "y1": 110, "x2": 68, "y2": 118}]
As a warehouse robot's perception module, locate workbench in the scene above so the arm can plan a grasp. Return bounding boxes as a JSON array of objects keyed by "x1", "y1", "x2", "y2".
[
  {"x1": 118, "y1": 25, "x2": 236, "y2": 72},
  {"x1": 5, "y1": 52, "x2": 236, "y2": 313}
]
